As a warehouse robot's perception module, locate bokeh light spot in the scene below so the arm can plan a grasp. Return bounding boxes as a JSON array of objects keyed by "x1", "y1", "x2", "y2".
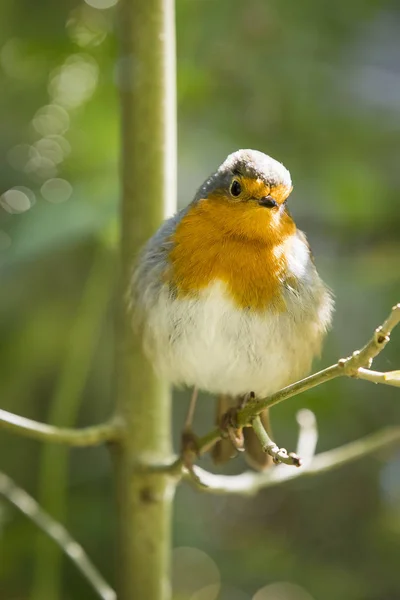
[
  {"x1": 48, "y1": 54, "x2": 99, "y2": 109},
  {"x1": 34, "y1": 138, "x2": 65, "y2": 164},
  {"x1": 67, "y1": 6, "x2": 109, "y2": 47},
  {"x1": 84, "y1": 0, "x2": 119, "y2": 9},
  {"x1": 0, "y1": 187, "x2": 34, "y2": 214},
  {"x1": 172, "y1": 547, "x2": 220, "y2": 600},
  {"x1": 253, "y1": 582, "x2": 315, "y2": 600},
  {"x1": 47, "y1": 135, "x2": 71, "y2": 157},
  {"x1": 191, "y1": 584, "x2": 221, "y2": 600},
  {"x1": 32, "y1": 104, "x2": 70, "y2": 136},
  {"x1": 41, "y1": 178, "x2": 73, "y2": 204},
  {"x1": 13, "y1": 186, "x2": 36, "y2": 206}
]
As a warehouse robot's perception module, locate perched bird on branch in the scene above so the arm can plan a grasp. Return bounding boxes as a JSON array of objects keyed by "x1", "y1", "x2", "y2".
[{"x1": 130, "y1": 149, "x2": 333, "y2": 470}]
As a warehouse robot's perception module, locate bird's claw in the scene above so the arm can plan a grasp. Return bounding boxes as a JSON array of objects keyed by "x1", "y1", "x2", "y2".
[
  {"x1": 181, "y1": 427, "x2": 200, "y2": 471},
  {"x1": 219, "y1": 407, "x2": 245, "y2": 451}
]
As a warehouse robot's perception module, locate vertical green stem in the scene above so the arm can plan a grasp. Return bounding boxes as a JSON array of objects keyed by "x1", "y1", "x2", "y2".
[
  {"x1": 115, "y1": 1, "x2": 177, "y2": 599},
  {"x1": 32, "y1": 246, "x2": 112, "y2": 600}
]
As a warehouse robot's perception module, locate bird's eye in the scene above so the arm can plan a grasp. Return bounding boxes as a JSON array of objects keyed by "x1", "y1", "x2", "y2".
[{"x1": 230, "y1": 179, "x2": 242, "y2": 197}]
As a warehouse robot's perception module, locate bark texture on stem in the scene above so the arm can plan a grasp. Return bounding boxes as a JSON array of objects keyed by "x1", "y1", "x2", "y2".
[{"x1": 115, "y1": 1, "x2": 176, "y2": 599}]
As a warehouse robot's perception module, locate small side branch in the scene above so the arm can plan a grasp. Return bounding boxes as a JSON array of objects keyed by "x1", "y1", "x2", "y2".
[
  {"x1": 0, "y1": 472, "x2": 116, "y2": 600},
  {"x1": 356, "y1": 368, "x2": 400, "y2": 387},
  {"x1": 354, "y1": 302, "x2": 400, "y2": 367},
  {"x1": 184, "y1": 426, "x2": 400, "y2": 495},
  {"x1": 252, "y1": 415, "x2": 302, "y2": 466},
  {"x1": 0, "y1": 409, "x2": 121, "y2": 446}
]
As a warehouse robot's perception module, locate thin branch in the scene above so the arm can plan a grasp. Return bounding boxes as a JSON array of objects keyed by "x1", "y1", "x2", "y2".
[
  {"x1": 195, "y1": 366, "x2": 339, "y2": 456},
  {"x1": 184, "y1": 426, "x2": 400, "y2": 495},
  {"x1": 252, "y1": 415, "x2": 302, "y2": 466},
  {"x1": 356, "y1": 368, "x2": 400, "y2": 387},
  {"x1": 194, "y1": 303, "x2": 400, "y2": 455},
  {"x1": 238, "y1": 365, "x2": 341, "y2": 428},
  {"x1": 0, "y1": 472, "x2": 116, "y2": 600},
  {"x1": 354, "y1": 302, "x2": 400, "y2": 367},
  {"x1": 0, "y1": 409, "x2": 121, "y2": 446},
  {"x1": 248, "y1": 409, "x2": 318, "y2": 470}
]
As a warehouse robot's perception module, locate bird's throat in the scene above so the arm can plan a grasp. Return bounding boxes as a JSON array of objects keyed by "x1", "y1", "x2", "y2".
[{"x1": 167, "y1": 198, "x2": 296, "y2": 312}]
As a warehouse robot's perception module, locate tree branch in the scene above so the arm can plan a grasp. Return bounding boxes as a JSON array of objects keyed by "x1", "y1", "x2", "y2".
[
  {"x1": 194, "y1": 303, "x2": 400, "y2": 455},
  {"x1": 184, "y1": 426, "x2": 400, "y2": 495},
  {"x1": 115, "y1": 0, "x2": 177, "y2": 597},
  {"x1": 252, "y1": 415, "x2": 302, "y2": 466},
  {"x1": 0, "y1": 409, "x2": 121, "y2": 446},
  {"x1": 356, "y1": 368, "x2": 400, "y2": 387},
  {"x1": 250, "y1": 408, "x2": 319, "y2": 468},
  {"x1": 0, "y1": 472, "x2": 116, "y2": 600}
]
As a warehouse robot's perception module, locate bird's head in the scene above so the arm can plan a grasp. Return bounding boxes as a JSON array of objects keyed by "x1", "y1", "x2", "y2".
[{"x1": 195, "y1": 149, "x2": 295, "y2": 243}]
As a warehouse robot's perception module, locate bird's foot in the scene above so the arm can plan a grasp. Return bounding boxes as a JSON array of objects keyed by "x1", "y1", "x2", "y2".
[
  {"x1": 219, "y1": 407, "x2": 245, "y2": 451},
  {"x1": 180, "y1": 426, "x2": 200, "y2": 472}
]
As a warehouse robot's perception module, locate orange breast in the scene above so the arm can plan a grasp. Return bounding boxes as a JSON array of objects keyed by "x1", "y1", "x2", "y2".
[{"x1": 166, "y1": 196, "x2": 296, "y2": 312}]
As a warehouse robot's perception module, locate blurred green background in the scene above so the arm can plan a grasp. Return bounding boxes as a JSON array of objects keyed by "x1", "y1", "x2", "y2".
[{"x1": 1, "y1": 0, "x2": 400, "y2": 599}]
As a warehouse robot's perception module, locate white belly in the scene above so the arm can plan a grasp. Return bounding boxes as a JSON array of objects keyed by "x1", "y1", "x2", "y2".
[{"x1": 141, "y1": 280, "x2": 330, "y2": 398}]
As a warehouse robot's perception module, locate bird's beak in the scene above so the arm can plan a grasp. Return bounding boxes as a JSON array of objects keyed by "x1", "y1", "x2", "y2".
[{"x1": 258, "y1": 196, "x2": 278, "y2": 208}]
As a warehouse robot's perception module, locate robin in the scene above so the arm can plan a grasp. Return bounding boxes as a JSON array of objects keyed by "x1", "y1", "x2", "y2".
[{"x1": 130, "y1": 149, "x2": 333, "y2": 470}]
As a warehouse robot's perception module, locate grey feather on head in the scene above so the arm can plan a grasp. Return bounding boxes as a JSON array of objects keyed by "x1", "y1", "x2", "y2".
[{"x1": 194, "y1": 149, "x2": 292, "y2": 202}]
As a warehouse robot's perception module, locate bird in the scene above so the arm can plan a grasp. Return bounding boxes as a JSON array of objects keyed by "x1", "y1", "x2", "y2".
[{"x1": 129, "y1": 149, "x2": 334, "y2": 470}]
